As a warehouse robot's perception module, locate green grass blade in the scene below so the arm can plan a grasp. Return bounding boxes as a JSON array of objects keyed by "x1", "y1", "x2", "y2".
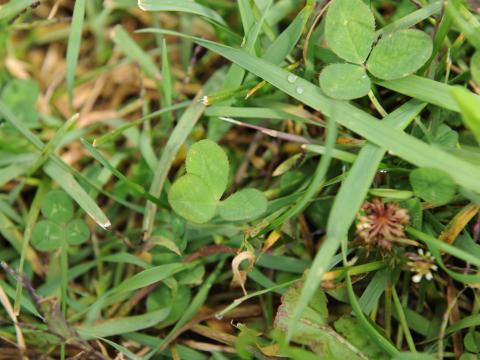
[
  {"x1": 81, "y1": 139, "x2": 162, "y2": 205},
  {"x1": 14, "y1": 181, "x2": 46, "y2": 314},
  {"x1": 0, "y1": 0, "x2": 38, "y2": 22},
  {"x1": 93, "y1": 101, "x2": 190, "y2": 147},
  {"x1": 111, "y1": 25, "x2": 161, "y2": 80},
  {"x1": 77, "y1": 308, "x2": 170, "y2": 339},
  {"x1": 377, "y1": 75, "x2": 461, "y2": 112},
  {"x1": 263, "y1": 5, "x2": 312, "y2": 63},
  {"x1": 161, "y1": 39, "x2": 173, "y2": 125},
  {"x1": 377, "y1": 1, "x2": 442, "y2": 36},
  {"x1": 446, "y1": 0, "x2": 480, "y2": 49},
  {"x1": 451, "y1": 86, "x2": 480, "y2": 144},
  {"x1": 392, "y1": 287, "x2": 416, "y2": 352},
  {"x1": 138, "y1": 0, "x2": 226, "y2": 25},
  {"x1": 66, "y1": 0, "x2": 86, "y2": 109}
]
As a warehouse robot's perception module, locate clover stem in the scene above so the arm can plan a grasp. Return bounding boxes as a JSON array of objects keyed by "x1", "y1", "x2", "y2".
[{"x1": 368, "y1": 90, "x2": 388, "y2": 117}]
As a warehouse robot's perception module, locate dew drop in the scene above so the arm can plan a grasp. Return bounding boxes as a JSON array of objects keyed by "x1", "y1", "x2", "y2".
[
  {"x1": 287, "y1": 74, "x2": 298, "y2": 83},
  {"x1": 296, "y1": 87, "x2": 304, "y2": 94}
]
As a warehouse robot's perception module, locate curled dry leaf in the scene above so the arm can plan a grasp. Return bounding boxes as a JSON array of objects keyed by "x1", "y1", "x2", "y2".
[{"x1": 231, "y1": 251, "x2": 256, "y2": 296}]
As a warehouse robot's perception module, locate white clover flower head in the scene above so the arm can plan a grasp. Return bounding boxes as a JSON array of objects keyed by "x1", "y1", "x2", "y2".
[{"x1": 407, "y1": 249, "x2": 438, "y2": 283}]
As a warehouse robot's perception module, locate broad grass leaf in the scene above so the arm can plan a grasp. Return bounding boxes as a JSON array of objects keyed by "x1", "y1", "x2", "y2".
[
  {"x1": 409, "y1": 168, "x2": 456, "y2": 205},
  {"x1": 77, "y1": 307, "x2": 170, "y2": 339},
  {"x1": 319, "y1": 63, "x2": 371, "y2": 100},
  {"x1": 218, "y1": 188, "x2": 267, "y2": 221},
  {"x1": 186, "y1": 139, "x2": 229, "y2": 200},
  {"x1": 41, "y1": 190, "x2": 74, "y2": 223},
  {"x1": 334, "y1": 316, "x2": 389, "y2": 360},
  {"x1": 31, "y1": 220, "x2": 63, "y2": 251},
  {"x1": 325, "y1": 0, "x2": 376, "y2": 64},
  {"x1": 274, "y1": 281, "x2": 366, "y2": 359},
  {"x1": 471, "y1": 51, "x2": 480, "y2": 84},
  {"x1": 168, "y1": 174, "x2": 217, "y2": 224},
  {"x1": 66, "y1": 219, "x2": 90, "y2": 245},
  {"x1": 367, "y1": 29, "x2": 433, "y2": 80}
]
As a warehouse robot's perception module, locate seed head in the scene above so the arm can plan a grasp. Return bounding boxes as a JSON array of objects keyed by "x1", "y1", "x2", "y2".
[{"x1": 356, "y1": 198, "x2": 410, "y2": 253}]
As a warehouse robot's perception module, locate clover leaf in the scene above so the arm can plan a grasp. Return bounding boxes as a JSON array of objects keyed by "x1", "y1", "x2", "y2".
[
  {"x1": 218, "y1": 189, "x2": 268, "y2": 221},
  {"x1": 31, "y1": 220, "x2": 64, "y2": 252},
  {"x1": 321, "y1": 0, "x2": 433, "y2": 100},
  {"x1": 186, "y1": 139, "x2": 229, "y2": 199},
  {"x1": 367, "y1": 29, "x2": 433, "y2": 80},
  {"x1": 168, "y1": 174, "x2": 217, "y2": 224},
  {"x1": 319, "y1": 63, "x2": 371, "y2": 100},
  {"x1": 325, "y1": 0, "x2": 376, "y2": 64},
  {"x1": 41, "y1": 190, "x2": 74, "y2": 223},
  {"x1": 31, "y1": 190, "x2": 90, "y2": 252},
  {"x1": 168, "y1": 140, "x2": 268, "y2": 224},
  {"x1": 409, "y1": 168, "x2": 456, "y2": 205}
]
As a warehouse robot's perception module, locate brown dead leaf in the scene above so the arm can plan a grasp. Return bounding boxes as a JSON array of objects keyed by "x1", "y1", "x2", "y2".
[{"x1": 231, "y1": 251, "x2": 255, "y2": 296}]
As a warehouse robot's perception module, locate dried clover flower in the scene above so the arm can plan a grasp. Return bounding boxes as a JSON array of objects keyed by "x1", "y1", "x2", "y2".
[
  {"x1": 407, "y1": 249, "x2": 438, "y2": 283},
  {"x1": 356, "y1": 198, "x2": 410, "y2": 253}
]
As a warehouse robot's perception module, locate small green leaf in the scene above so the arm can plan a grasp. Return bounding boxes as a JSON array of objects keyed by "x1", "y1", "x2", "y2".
[
  {"x1": 31, "y1": 220, "x2": 63, "y2": 251},
  {"x1": 186, "y1": 139, "x2": 229, "y2": 199},
  {"x1": 464, "y1": 331, "x2": 480, "y2": 353},
  {"x1": 66, "y1": 219, "x2": 90, "y2": 245},
  {"x1": 168, "y1": 174, "x2": 217, "y2": 223},
  {"x1": 367, "y1": 29, "x2": 433, "y2": 80},
  {"x1": 325, "y1": 0, "x2": 376, "y2": 64},
  {"x1": 218, "y1": 188, "x2": 267, "y2": 221},
  {"x1": 319, "y1": 63, "x2": 371, "y2": 100},
  {"x1": 409, "y1": 167, "x2": 456, "y2": 205},
  {"x1": 41, "y1": 190, "x2": 74, "y2": 223},
  {"x1": 1, "y1": 79, "x2": 40, "y2": 127},
  {"x1": 471, "y1": 51, "x2": 480, "y2": 84}
]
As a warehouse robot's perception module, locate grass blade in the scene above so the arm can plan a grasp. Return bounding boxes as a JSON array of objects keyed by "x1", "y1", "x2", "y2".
[
  {"x1": 66, "y1": 0, "x2": 86, "y2": 109},
  {"x1": 138, "y1": 0, "x2": 226, "y2": 25},
  {"x1": 377, "y1": 75, "x2": 461, "y2": 112},
  {"x1": 0, "y1": 0, "x2": 38, "y2": 22}
]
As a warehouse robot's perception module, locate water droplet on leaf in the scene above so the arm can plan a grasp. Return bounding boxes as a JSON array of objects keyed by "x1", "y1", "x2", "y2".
[{"x1": 287, "y1": 74, "x2": 298, "y2": 83}]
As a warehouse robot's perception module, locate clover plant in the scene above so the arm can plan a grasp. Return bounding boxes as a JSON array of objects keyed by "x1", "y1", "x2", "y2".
[
  {"x1": 168, "y1": 139, "x2": 268, "y2": 223},
  {"x1": 319, "y1": 0, "x2": 433, "y2": 100}
]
